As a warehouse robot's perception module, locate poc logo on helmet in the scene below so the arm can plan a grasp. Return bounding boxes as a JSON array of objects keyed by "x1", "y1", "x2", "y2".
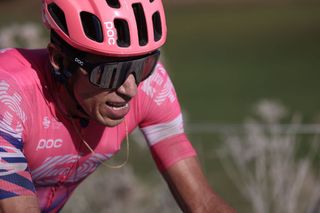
[
  {"x1": 37, "y1": 139, "x2": 63, "y2": 150},
  {"x1": 104, "y1": 22, "x2": 116, "y2": 45}
]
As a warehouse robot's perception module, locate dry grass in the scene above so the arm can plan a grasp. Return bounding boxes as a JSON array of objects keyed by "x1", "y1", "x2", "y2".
[
  {"x1": 61, "y1": 166, "x2": 180, "y2": 213},
  {"x1": 219, "y1": 100, "x2": 320, "y2": 213}
]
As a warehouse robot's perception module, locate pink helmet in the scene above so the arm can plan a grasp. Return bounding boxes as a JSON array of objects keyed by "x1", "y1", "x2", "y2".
[{"x1": 42, "y1": 0, "x2": 167, "y2": 57}]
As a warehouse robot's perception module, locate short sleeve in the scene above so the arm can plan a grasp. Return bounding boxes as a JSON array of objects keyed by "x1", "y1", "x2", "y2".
[
  {"x1": 0, "y1": 72, "x2": 36, "y2": 199},
  {"x1": 137, "y1": 64, "x2": 197, "y2": 172}
]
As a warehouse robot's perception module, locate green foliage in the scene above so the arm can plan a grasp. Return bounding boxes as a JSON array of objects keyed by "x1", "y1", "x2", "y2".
[{"x1": 164, "y1": 5, "x2": 320, "y2": 123}]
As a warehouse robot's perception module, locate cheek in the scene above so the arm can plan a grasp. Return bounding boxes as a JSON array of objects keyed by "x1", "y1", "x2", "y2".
[
  {"x1": 73, "y1": 75, "x2": 109, "y2": 106},
  {"x1": 73, "y1": 72, "x2": 94, "y2": 97}
]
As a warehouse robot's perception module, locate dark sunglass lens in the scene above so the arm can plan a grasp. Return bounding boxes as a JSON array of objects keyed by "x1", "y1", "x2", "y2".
[
  {"x1": 91, "y1": 64, "x2": 116, "y2": 88},
  {"x1": 90, "y1": 66, "x2": 104, "y2": 85},
  {"x1": 141, "y1": 53, "x2": 159, "y2": 80},
  {"x1": 89, "y1": 51, "x2": 160, "y2": 89},
  {"x1": 113, "y1": 62, "x2": 132, "y2": 88},
  {"x1": 129, "y1": 60, "x2": 144, "y2": 83}
]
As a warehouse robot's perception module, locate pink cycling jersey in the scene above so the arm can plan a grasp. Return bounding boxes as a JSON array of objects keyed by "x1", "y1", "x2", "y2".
[{"x1": 0, "y1": 48, "x2": 196, "y2": 212}]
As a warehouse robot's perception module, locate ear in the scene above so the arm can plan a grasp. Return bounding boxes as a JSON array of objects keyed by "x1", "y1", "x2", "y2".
[{"x1": 48, "y1": 43, "x2": 63, "y2": 71}]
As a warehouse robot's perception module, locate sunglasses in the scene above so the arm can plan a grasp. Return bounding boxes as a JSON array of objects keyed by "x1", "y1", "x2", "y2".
[{"x1": 64, "y1": 49, "x2": 160, "y2": 89}]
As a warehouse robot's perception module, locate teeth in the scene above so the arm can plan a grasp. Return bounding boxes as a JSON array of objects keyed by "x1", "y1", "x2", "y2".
[{"x1": 110, "y1": 103, "x2": 128, "y2": 111}]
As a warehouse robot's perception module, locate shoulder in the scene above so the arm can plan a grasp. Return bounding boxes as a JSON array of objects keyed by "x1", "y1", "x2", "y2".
[
  {"x1": 0, "y1": 48, "x2": 48, "y2": 72},
  {"x1": 0, "y1": 48, "x2": 29, "y2": 70},
  {"x1": 139, "y1": 62, "x2": 177, "y2": 106},
  {"x1": 131, "y1": 62, "x2": 182, "y2": 127},
  {"x1": 0, "y1": 48, "x2": 48, "y2": 90},
  {"x1": 0, "y1": 48, "x2": 49, "y2": 119}
]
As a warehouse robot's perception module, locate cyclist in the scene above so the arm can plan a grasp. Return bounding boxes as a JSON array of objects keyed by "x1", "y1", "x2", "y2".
[{"x1": 0, "y1": 0, "x2": 235, "y2": 212}]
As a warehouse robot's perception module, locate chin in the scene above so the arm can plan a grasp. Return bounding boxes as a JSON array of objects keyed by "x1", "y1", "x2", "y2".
[{"x1": 96, "y1": 117, "x2": 124, "y2": 127}]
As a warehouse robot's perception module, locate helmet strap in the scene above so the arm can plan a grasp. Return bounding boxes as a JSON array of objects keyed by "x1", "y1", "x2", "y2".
[
  {"x1": 51, "y1": 64, "x2": 90, "y2": 120},
  {"x1": 52, "y1": 66, "x2": 72, "y2": 84}
]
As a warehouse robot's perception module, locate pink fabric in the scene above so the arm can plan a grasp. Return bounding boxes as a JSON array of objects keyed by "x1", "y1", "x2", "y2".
[
  {"x1": 150, "y1": 134, "x2": 197, "y2": 172},
  {"x1": 0, "y1": 48, "x2": 196, "y2": 212}
]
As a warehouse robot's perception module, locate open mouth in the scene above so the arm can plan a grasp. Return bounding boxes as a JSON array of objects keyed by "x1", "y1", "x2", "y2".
[{"x1": 106, "y1": 102, "x2": 129, "y2": 111}]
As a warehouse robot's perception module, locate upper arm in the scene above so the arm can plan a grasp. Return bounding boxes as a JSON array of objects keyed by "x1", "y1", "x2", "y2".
[
  {"x1": 137, "y1": 64, "x2": 197, "y2": 171},
  {"x1": 0, "y1": 73, "x2": 38, "y2": 210}
]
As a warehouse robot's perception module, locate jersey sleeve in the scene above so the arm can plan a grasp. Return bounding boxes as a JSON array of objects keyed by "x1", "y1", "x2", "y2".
[
  {"x1": 138, "y1": 63, "x2": 197, "y2": 172},
  {"x1": 0, "y1": 71, "x2": 36, "y2": 199}
]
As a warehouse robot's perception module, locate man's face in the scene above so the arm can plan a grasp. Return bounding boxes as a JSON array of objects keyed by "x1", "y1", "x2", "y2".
[{"x1": 70, "y1": 54, "x2": 138, "y2": 127}]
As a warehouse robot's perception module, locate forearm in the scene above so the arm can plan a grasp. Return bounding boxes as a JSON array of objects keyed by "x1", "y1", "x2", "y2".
[
  {"x1": 190, "y1": 192, "x2": 235, "y2": 213},
  {"x1": 0, "y1": 196, "x2": 41, "y2": 213},
  {"x1": 167, "y1": 176, "x2": 235, "y2": 213},
  {"x1": 163, "y1": 157, "x2": 236, "y2": 213}
]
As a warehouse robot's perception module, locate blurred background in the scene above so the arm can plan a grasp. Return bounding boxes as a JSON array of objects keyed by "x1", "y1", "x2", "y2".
[{"x1": 1, "y1": 0, "x2": 320, "y2": 212}]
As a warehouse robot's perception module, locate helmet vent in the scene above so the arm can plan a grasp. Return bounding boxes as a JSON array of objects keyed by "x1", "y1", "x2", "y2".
[
  {"x1": 48, "y1": 3, "x2": 69, "y2": 35},
  {"x1": 80, "y1": 12, "x2": 103, "y2": 43},
  {"x1": 114, "y1": 19, "x2": 131, "y2": 47},
  {"x1": 149, "y1": 0, "x2": 155, "y2": 2},
  {"x1": 106, "y1": 0, "x2": 121, "y2": 9},
  {"x1": 152, "y1": 12, "x2": 162, "y2": 41},
  {"x1": 132, "y1": 3, "x2": 148, "y2": 46}
]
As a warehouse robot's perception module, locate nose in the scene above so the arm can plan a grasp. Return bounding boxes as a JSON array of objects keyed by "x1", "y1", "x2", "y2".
[{"x1": 116, "y1": 74, "x2": 138, "y2": 98}]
